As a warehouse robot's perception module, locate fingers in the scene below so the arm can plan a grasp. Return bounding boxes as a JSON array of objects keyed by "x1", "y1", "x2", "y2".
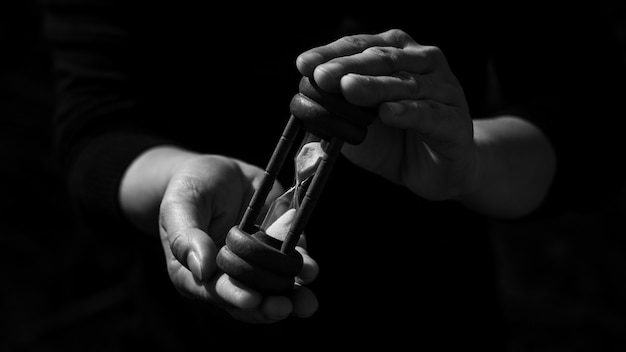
[
  {"x1": 380, "y1": 99, "x2": 440, "y2": 130},
  {"x1": 378, "y1": 99, "x2": 470, "y2": 142},
  {"x1": 215, "y1": 246, "x2": 319, "y2": 323},
  {"x1": 340, "y1": 72, "x2": 458, "y2": 107},
  {"x1": 215, "y1": 273, "x2": 263, "y2": 309},
  {"x1": 297, "y1": 29, "x2": 443, "y2": 92},
  {"x1": 167, "y1": 249, "x2": 319, "y2": 324},
  {"x1": 291, "y1": 285, "x2": 318, "y2": 318},
  {"x1": 296, "y1": 28, "x2": 462, "y2": 115},
  {"x1": 161, "y1": 235, "x2": 218, "y2": 300},
  {"x1": 218, "y1": 278, "x2": 318, "y2": 323},
  {"x1": 222, "y1": 286, "x2": 318, "y2": 323},
  {"x1": 297, "y1": 29, "x2": 415, "y2": 78},
  {"x1": 295, "y1": 246, "x2": 319, "y2": 285},
  {"x1": 224, "y1": 295, "x2": 292, "y2": 324},
  {"x1": 314, "y1": 45, "x2": 442, "y2": 93},
  {"x1": 164, "y1": 250, "x2": 290, "y2": 321}
]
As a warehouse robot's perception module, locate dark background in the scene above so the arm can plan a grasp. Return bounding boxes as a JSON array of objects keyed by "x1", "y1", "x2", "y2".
[{"x1": 1, "y1": 1, "x2": 626, "y2": 351}]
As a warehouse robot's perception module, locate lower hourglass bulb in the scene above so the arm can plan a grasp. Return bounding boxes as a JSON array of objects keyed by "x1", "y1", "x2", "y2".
[{"x1": 260, "y1": 133, "x2": 326, "y2": 242}]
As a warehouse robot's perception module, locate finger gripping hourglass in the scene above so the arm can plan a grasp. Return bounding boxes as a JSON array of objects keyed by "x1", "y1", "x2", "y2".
[{"x1": 215, "y1": 76, "x2": 377, "y2": 295}]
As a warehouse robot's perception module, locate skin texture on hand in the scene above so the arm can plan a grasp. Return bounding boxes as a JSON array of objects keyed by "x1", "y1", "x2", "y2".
[
  {"x1": 297, "y1": 29, "x2": 477, "y2": 199},
  {"x1": 119, "y1": 146, "x2": 319, "y2": 323},
  {"x1": 296, "y1": 29, "x2": 555, "y2": 219}
]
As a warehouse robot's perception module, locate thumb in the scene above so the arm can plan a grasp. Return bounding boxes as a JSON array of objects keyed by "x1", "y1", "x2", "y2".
[
  {"x1": 159, "y1": 185, "x2": 219, "y2": 282},
  {"x1": 169, "y1": 227, "x2": 218, "y2": 282}
]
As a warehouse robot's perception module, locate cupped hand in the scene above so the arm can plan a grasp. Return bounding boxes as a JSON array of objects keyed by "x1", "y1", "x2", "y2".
[
  {"x1": 158, "y1": 154, "x2": 319, "y2": 323},
  {"x1": 296, "y1": 29, "x2": 479, "y2": 200}
]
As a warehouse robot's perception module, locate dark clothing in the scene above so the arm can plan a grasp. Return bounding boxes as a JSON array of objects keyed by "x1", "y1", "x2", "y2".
[{"x1": 42, "y1": 0, "x2": 626, "y2": 349}]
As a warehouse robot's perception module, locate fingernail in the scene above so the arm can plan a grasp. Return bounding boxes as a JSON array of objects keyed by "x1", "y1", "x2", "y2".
[
  {"x1": 315, "y1": 62, "x2": 343, "y2": 81},
  {"x1": 296, "y1": 52, "x2": 323, "y2": 74},
  {"x1": 350, "y1": 73, "x2": 372, "y2": 86},
  {"x1": 187, "y1": 252, "x2": 203, "y2": 281},
  {"x1": 386, "y1": 102, "x2": 405, "y2": 115},
  {"x1": 314, "y1": 62, "x2": 344, "y2": 93}
]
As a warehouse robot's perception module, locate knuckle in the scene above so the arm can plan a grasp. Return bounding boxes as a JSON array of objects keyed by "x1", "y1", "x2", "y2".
[
  {"x1": 168, "y1": 230, "x2": 188, "y2": 254},
  {"x1": 364, "y1": 46, "x2": 402, "y2": 71},
  {"x1": 172, "y1": 177, "x2": 202, "y2": 198},
  {"x1": 407, "y1": 75, "x2": 422, "y2": 97},
  {"x1": 423, "y1": 45, "x2": 446, "y2": 63},
  {"x1": 168, "y1": 176, "x2": 210, "y2": 207},
  {"x1": 342, "y1": 34, "x2": 370, "y2": 51},
  {"x1": 384, "y1": 28, "x2": 411, "y2": 47},
  {"x1": 395, "y1": 72, "x2": 425, "y2": 99}
]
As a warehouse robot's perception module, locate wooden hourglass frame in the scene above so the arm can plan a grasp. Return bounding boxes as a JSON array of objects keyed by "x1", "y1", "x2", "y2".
[{"x1": 216, "y1": 76, "x2": 376, "y2": 294}]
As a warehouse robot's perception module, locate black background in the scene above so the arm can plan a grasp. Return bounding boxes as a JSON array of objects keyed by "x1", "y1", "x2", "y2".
[{"x1": 2, "y1": 1, "x2": 626, "y2": 351}]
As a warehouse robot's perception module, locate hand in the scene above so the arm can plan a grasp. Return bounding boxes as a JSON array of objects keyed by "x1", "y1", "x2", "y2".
[
  {"x1": 296, "y1": 29, "x2": 478, "y2": 201},
  {"x1": 120, "y1": 147, "x2": 319, "y2": 323}
]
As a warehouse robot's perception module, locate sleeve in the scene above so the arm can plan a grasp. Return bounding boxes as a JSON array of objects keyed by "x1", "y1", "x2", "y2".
[
  {"x1": 490, "y1": 6, "x2": 626, "y2": 216},
  {"x1": 43, "y1": 0, "x2": 170, "y2": 237}
]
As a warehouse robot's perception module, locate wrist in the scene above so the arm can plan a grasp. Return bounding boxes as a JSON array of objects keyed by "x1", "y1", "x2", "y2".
[
  {"x1": 454, "y1": 116, "x2": 556, "y2": 219},
  {"x1": 452, "y1": 123, "x2": 491, "y2": 204}
]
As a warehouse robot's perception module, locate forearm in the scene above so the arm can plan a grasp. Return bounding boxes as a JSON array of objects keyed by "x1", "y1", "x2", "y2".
[
  {"x1": 119, "y1": 145, "x2": 199, "y2": 236},
  {"x1": 456, "y1": 115, "x2": 556, "y2": 219}
]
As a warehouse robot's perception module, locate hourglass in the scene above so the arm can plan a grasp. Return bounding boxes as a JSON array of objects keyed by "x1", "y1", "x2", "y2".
[{"x1": 216, "y1": 76, "x2": 376, "y2": 294}]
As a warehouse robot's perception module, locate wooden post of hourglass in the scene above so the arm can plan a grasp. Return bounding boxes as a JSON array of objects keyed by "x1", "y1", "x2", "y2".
[
  {"x1": 216, "y1": 76, "x2": 377, "y2": 295},
  {"x1": 238, "y1": 114, "x2": 302, "y2": 235}
]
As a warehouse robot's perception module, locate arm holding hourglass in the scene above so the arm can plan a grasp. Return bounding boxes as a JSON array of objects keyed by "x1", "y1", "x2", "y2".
[{"x1": 46, "y1": 0, "x2": 626, "y2": 328}]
